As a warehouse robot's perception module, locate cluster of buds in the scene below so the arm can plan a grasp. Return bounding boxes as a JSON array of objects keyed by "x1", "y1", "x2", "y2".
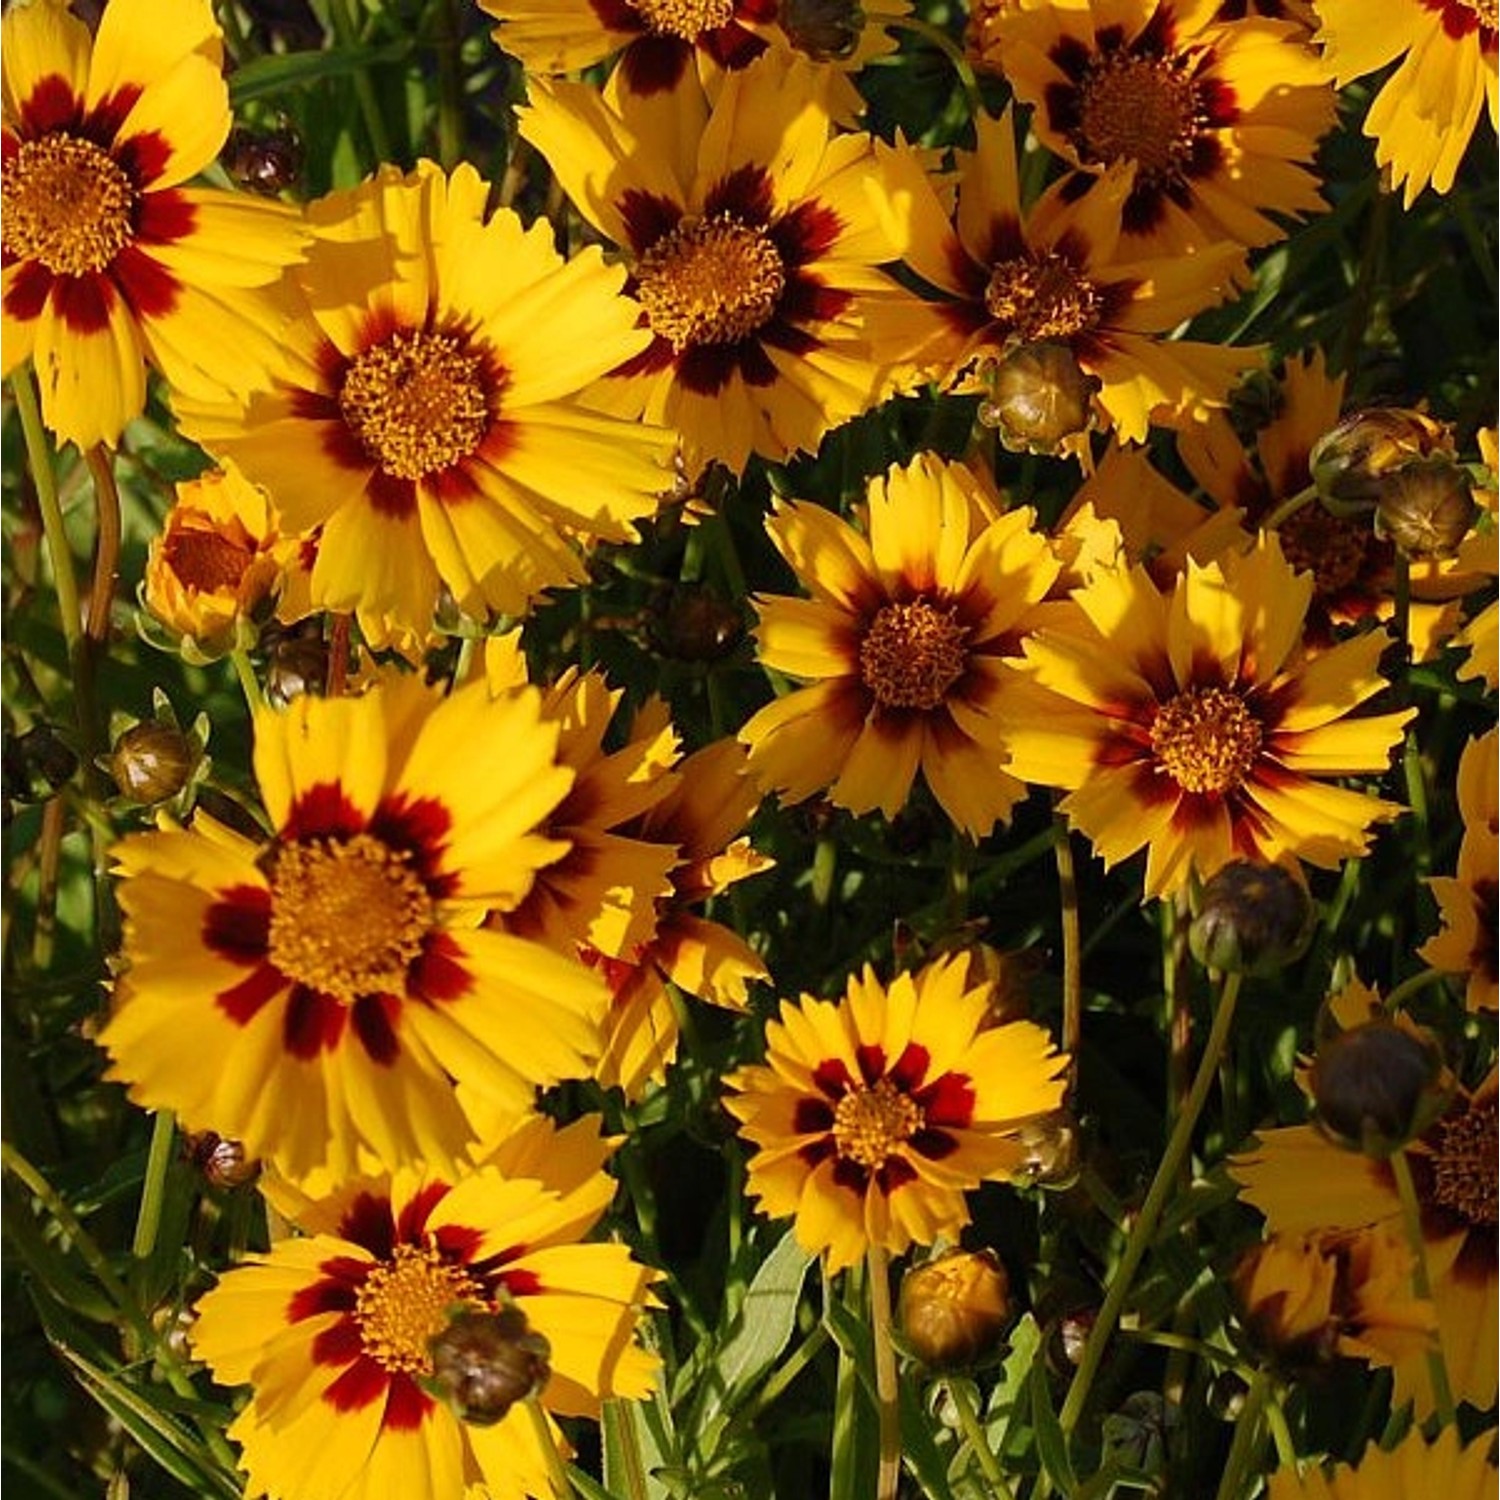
[{"x1": 1309, "y1": 407, "x2": 1478, "y2": 560}]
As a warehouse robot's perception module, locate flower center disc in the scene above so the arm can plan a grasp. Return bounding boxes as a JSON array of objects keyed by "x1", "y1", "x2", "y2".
[
  {"x1": 1076, "y1": 53, "x2": 1200, "y2": 183},
  {"x1": 1449, "y1": 0, "x2": 1498, "y2": 33},
  {"x1": 860, "y1": 600, "x2": 969, "y2": 710},
  {"x1": 1150, "y1": 686, "x2": 1263, "y2": 795},
  {"x1": 163, "y1": 526, "x2": 258, "y2": 594},
  {"x1": 1430, "y1": 1095, "x2": 1498, "y2": 1229},
  {"x1": 628, "y1": 0, "x2": 735, "y2": 37},
  {"x1": 1, "y1": 134, "x2": 136, "y2": 276},
  {"x1": 1278, "y1": 506, "x2": 1372, "y2": 598},
  {"x1": 984, "y1": 253, "x2": 1101, "y2": 343},
  {"x1": 268, "y1": 833, "x2": 433, "y2": 1003},
  {"x1": 833, "y1": 1078, "x2": 923, "y2": 1168},
  {"x1": 355, "y1": 1244, "x2": 485, "y2": 1373},
  {"x1": 339, "y1": 329, "x2": 490, "y2": 480},
  {"x1": 635, "y1": 214, "x2": 786, "y2": 350}
]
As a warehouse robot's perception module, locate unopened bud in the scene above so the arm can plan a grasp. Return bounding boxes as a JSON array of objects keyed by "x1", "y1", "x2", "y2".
[
  {"x1": 647, "y1": 586, "x2": 744, "y2": 662},
  {"x1": 1190, "y1": 860, "x2": 1313, "y2": 975},
  {"x1": 780, "y1": 0, "x2": 864, "y2": 60},
  {"x1": 1310, "y1": 1020, "x2": 1449, "y2": 1156},
  {"x1": 263, "y1": 628, "x2": 328, "y2": 708},
  {"x1": 3, "y1": 723, "x2": 78, "y2": 802},
  {"x1": 188, "y1": 1131, "x2": 259, "y2": 1190},
  {"x1": 1013, "y1": 1108, "x2": 1081, "y2": 1189},
  {"x1": 427, "y1": 1307, "x2": 551, "y2": 1426},
  {"x1": 111, "y1": 722, "x2": 195, "y2": 804},
  {"x1": 898, "y1": 1249, "x2": 1011, "y2": 1371},
  {"x1": 979, "y1": 342, "x2": 1098, "y2": 456},
  {"x1": 223, "y1": 124, "x2": 303, "y2": 197},
  {"x1": 1232, "y1": 1234, "x2": 1341, "y2": 1368},
  {"x1": 1309, "y1": 408, "x2": 1454, "y2": 515},
  {"x1": 1372, "y1": 456, "x2": 1478, "y2": 559}
]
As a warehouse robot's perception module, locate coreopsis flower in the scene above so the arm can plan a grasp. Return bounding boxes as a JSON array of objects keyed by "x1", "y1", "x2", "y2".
[
  {"x1": 724, "y1": 952, "x2": 1069, "y2": 1272},
  {"x1": 1268, "y1": 1427, "x2": 1498, "y2": 1500},
  {"x1": 0, "y1": 0, "x2": 305, "y2": 449},
  {"x1": 140, "y1": 462, "x2": 305, "y2": 660},
  {"x1": 885, "y1": 110, "x2": 1260, "y2": 443},
  {"x1": 517, "y1": 55, "x2": 944, "y2": 475},
  {"x1": 986, "y1": 0, "x2": 1335, "y2": 257},
  {"x1": 1233, "y1": 1225, "x2": 1434, "y2": 1372},
  {"x1": 177, "y1": 160, "x2": 673, "y2": 648},
  {"x1": 997, "y1": 532, "x2": 1415, "y2": 899},
  {"x1": 99, "y1": 676, "x2": 608, "y2": 1184},
  {"x1": 1420, "y1": 726, "x2": 1498, "y2": 1013},
  {"x1": 588, "y1": 738, "x2": 772, "y2": 1099},
  {"x1": 191, "y1": 1124, "x2": 657, "y2": 1500},
  {"x1": 740, "y1": 453, "x2": 1061, "y2": 837},
  {"x1": 480, "y1": 634, "x2": 682, "y2": 965},
  {"x1": 1231, "y1": 1068, "x2": 1499, "y2": 1415},
  {"x1": 1313, "y1": 0, "x2": 1497, "y2": 208}
]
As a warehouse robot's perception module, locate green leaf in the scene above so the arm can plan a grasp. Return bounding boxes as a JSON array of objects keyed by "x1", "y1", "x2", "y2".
[
  {"x1": 603, "y1": 1393, "x2": 675, "y2": 1500},
  {"x1": 227, "y1": 41, "x2": 415, "y2": 107},
  {"x1": 1028, "y1": 1361, "x2": 1077, "y2": 1498}
]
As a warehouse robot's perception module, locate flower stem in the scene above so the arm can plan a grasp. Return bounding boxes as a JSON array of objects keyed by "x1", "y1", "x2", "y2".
[
  {"x1": 1053, "y1": 811, "x2": 1081, "y2": 1080},
  {"x1": 329, "y1": 0, "x2": 393, "y2": 164},
  {"x1": 12, "y1": 369, "x2": 83, "y2": 660},
  {"x1": 867, "y1": 1244, "x2": 902, "y2": 1500},
  {"x1": 131, "y1": 1110, "x2": 176, "y2": 1261},
  {"x1": 1212, "y1": 1369, "x2": 1268, "y2": 1500},
  {"x1": 750, "y1": 1323, "x2": 831, "y2": 1417},
  {"x1": 946, "y1": 1375, "x2": 1015, "y2": 1499},
  {"x1": 1055, "y1": 971, "x2": 1244, "y2": 1443},
  {"x1": 1382, "y1": 966, "x2": 1448, "y2": 1012},
  {"x1": 526, "y1": 1395, "x2": 577, "y2": 1499},
  {"x1": 1388, "y1": 1148, "x2": 1457, "y2": 1427},
  {"x1": 230, "y1": 648, "x2": 265, "y2": 715},
  {"x1": 886, "y1": 16, "x2": 984, "y2": 124},
  {"x1": 1262, "y1": 482, "x2": 1319, "y2": 533},
  {"x1": 81, "y1": 446, "x2": 121, "y2": 650},
  {"x1": 432, "y1": 0, "x2": 465, "y2": 169}
]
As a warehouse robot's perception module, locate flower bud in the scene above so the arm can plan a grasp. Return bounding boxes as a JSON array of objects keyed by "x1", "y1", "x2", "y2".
[
  {"x1": 427, "y1": 1307, "x2": 551, "y2": 1426},
  {"x1": 1309, "y1": 407, "x2": 1454, "y2": 515},
  {"x1": 979, "y1": 342, "x2": 1098, "y2": 456},
  {"x1": 1372, "y1": 456, "x2": 1479, "y2": 559},
  {"x1": 223, "y1": 123, "x2": 303, "y2": 197},
  {"x1": 780, "y1": 0, "x2": 865, "y2": 60},
  {"x1": 647, "y1": 586, "x2": 744, "y2": 662},
  {"x1": 1013, "y1": 1108, "x2": 1081, "y2": 1189},
  {"x1": 110, "y1": 722, "x2": 195, "y2": 804},
  {"x1": 263, "y1": 626, "x2": 329, "y2": 708},
  {"x1": 898, "y1": 1249, "x2": 1011, "y2": 1371},
  {"x1": 187, "y1": 1131, "x2": 259, "y2": 1190},
  {"x1": 1232, "y1": 1233, "x2": 1341, "y2": 1368},
  {"x1": 1310, "y1": 1020, "x2": 1449, "y2": 1156},
  {"x1": 1189, "y1": 860, "x2": 1314, "y2": 975}
]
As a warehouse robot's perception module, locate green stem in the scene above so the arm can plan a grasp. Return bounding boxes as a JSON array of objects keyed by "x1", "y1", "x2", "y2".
[
  {"x1": 1338, "y1": 187, "x2": 1391, "y2": 380},
  {"x1": 81, "y1": 446, "x2": 121, "y2": 652},
  {"x1": 1053, "y1": 812, "x2": 1081, "y2": 1080},
  {"x1": 1054, "y1": 972, "x2": 1244, "y2": 1444},
  {"x1": 329, "y1": 0, "x2": 393, "y2": 164},
  {"x1": 1263, "y1": 1382, "x2": 1297, "y2": 1473},
  {"x1": 131, "y1": 1111, "x2": 176, "y2": 1260},
  {"x1": 886, "y1": 16, "x2": 984, "y2": 124},
  {"x1": 1263, "y1": 483, "x2": 1319, "y2": 533},
  {"x1": 1388, "y1": 1149, "x2": 1457, "y2": 1427},
  {"x1": 229, "y1": 648, "x2": 265, "y2": 716},
  {"x1": 750, "y1": 1323, "x2": 831, "y2": 1417},
  {"x1": 433, "y1": 0, "x2": 465, "y2": 169},
  {"x1": 526, "y1": 1395, "x2": 577, "y2": 1499},
  {"x1": 1382, "y1": 966, "x2": 1448, "y2": 1012},
  {"x1": 867, "y1": 1245, "x2": 901, "y2": 1500},
  {"x1": 946, "y1": 1376, "x2": 1015, "y2": 1499},
  {"x1": 12, "y1": 369, "x2": 83, "y2": 660},
  {"x1": 1212, "y1": 1369, "x2": 1268, "y2": 1500}
]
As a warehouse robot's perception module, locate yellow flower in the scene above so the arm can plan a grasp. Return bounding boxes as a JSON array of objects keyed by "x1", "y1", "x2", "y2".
[
  {"x1": 1231, "y1": 1068, "x2": 1499, "y2": 1416},
  {"x1": 517, "y1": 54, "x2": 945, "y2": 475},
  {"x1": 1420, "y1": 726, "x2": 1498, "y2": 1013},
  {"x1": 724, "y1": 952, "x2": 1069, "y2": 1272},
  {"x1": 740, "y1": 453, "x2": 1060, "y2": 837},
  {"x1": 141, "y1": 462, "x2": 302, "y2": 659},
  {"x1": 99, "y1": 675, "x2": 608, "y2": 1183},
  {"x1": 1267, "y1": 1425, "x2": 1497, "y2": 1500},
  {"x1": 0, "y1": 0, "x2": 305, "y2": 450},
  {"x1": 1313, "y1": 0, "x2": 1498, "y2": 207},
  {"x1": 998, "y1": 532, "x2": 1415, "y2": 898},
  {"x1": 884, "y1": 109, "x2": 1261, "y2": 443},
  {"x1": 177, "y1": 160, "x2": 673, "y2": 647},
  {"x1": 987, "y1": 0, "x2": 1335, "y2": 257},
  {"x1": 191, "y1": 1120, "x2": 657, "y2": 1500}
]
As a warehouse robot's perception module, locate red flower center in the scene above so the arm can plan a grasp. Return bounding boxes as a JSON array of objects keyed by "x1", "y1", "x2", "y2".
[
  {"x1": 1430, "y1": 1093, "x2": 1498, "y2": 1229},
  {"x1": 1, "y1": 133, "x2": 137, "y2": 277}
]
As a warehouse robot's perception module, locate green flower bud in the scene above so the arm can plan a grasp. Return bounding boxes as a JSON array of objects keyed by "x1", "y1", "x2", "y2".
[
  {"x1": 780, "y1": 0, "x2": 865, "y2": 60},
  {"x1": 110, "y1": 722, "x2": 195, "y2": 804},
  {"x1": 1373, "y1": 456, "x2": 1479, "y2": 559},
  {"x1": 1310, "y1": 1020, "x2": 1450, "y2": 1157},
  {"x1": 1309, "y1": 408, "x2": 1454, "y2": 516},
  {"x1": 979, "y1": 342, "x2": 1098, "y2": 456},
  {"x1": 1189, "y1": 861, "x2": 1314, "y2": 975}
]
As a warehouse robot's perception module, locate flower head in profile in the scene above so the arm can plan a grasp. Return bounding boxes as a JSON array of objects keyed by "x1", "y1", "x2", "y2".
[
  {"x1": 987, "y1": 0, "x2": 1334, "y2": 257},
  {"x1": 0, "y1": 0, "x2": 305, "y2": 449},
  {"x1": 998, "y1": 532, "x2": 1415, "y2": 898},
  {"x1": 885, "y1": 110, "x2": 1260, "y2": 443},
  {"x1": 518, "y1": 55, "x2": 943, "y2": 475},
  {"x1": 178, "y1": 160, "x2": 673, "y2": 648},
  {"x1": 140, "y1": 462, "x2": 306, "y2": 660},
  {"x1": 1231, "y1": 1067, "x2": 1499, "y2": 1415},
  {"x1": 587, "y1": 737, "x2": 773, "y2": 1100},
  {"x1": 724, "y1": 952, "x2": 1069, "y2": 1272},
  {"x1": 191, "y1": 1117, "x2": 657, "y2": 1500},
  {"x1": 1312, "y1": 0, "x2": 1497, "y2": 207},
  {"x1": 1420, "y1": 726, "x2": 1498, "y2": 1013},
  {"x1": 100, "y1": 676, "x2": 608, "y2": 1184},
  {"x1": 740, "y1": 453, "x2": 1060, "y2": 837}
]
